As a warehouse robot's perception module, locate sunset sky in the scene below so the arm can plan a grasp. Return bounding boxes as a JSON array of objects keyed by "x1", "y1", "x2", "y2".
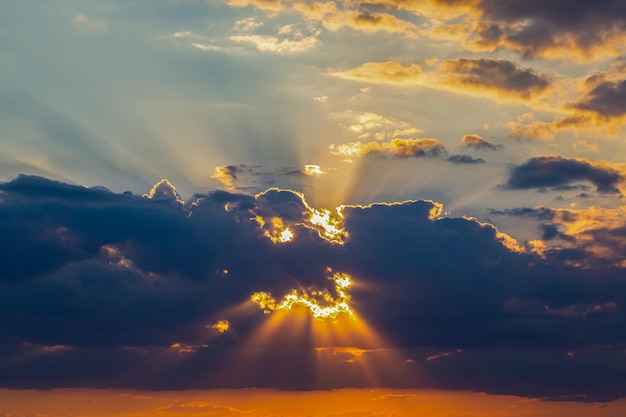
[{"x1": 2, "y1": 1, "x2": 626, "y2": 416}]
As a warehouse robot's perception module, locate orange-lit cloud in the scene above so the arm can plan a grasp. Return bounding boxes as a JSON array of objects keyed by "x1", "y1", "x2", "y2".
[
  {"x1": 328, "y1": 61, "x2": 423, "y2": 85},
  {"x1": 330, "y1": 138, "x2": 445, "y2": 160},
  {"x1": 209, "y1": 320, "x2": 231, "y2": 333},
  {"x1": 458, "y1": 134, "x2": 503, "y2": 151},
  {"x1": 508, "y1": 66, "x2": 626, "y2": 139},
  {"x1": 329, "y1": 58, "x2": 551, "y2": 104},
  {"x1": 227, "y1": 0, "x2": 283, "y2": 11},
  {"x1": 211, "y1": 165, "x2": 242, "y2": 191},
  {"x1": 547, "y1": 204, "x2": 626, "y2": 266},
  {"x1": 293, "y1": 1, "x2": 418, "y2": 35}
]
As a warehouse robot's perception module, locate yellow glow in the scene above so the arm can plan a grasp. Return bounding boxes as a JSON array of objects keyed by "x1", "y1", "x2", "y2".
[
  {"x1": 210, "y1": 166, "x2": 237, "y2": 192},
  {"x1": 255, "y1": 216, "x2": 295, "y2": 243},
  {"x1": 279, "y1": 228, "x2": 294, "y2": 242},
  {"x1": 2, "y1": 387, "x2": 622, "y2": 417},
  {"x1": 209, "y1": 320, "x2": 231, "y2": 334},
  {"x1": 303, "y1": 164, "x2": 324, "y2": 176},
  {"x1": 308, "y1": 207, "x2": 346, "y2": 243},
  {"x1": 251, "y1": 271, "x2": 355, "y2": 320}
]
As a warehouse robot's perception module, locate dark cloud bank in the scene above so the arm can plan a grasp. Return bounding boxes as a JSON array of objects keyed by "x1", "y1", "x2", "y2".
[{"x1": 1, "y1": 174, "x2": 626, "y2": 401}]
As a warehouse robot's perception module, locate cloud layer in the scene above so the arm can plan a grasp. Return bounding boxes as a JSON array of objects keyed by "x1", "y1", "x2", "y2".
[{"x1": 1, "y1": 175, "x2": 625, "y2": 400}]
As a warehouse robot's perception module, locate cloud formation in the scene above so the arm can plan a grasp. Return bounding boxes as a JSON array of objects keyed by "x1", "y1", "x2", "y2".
[
  {"x1": 1, "y1": 174, "x2": 626, "y2": 400},
  {"x1": 470, "y1": 0, "x2": 626, "y2": 60},
  {"x1": 504, "y1": 156, "x2": 624, "y2": 194},
  {"x1": 328, "y1": 61, "x2": 423, "y2": 84},
  {"x1": 447, "y1": 154, "x2": 485, "y2": 164},
  {"x1": 459, "y1": 134, "x2": 503, "y2": 151},
  {"x1": 437, "y1": 58, "x2": 551, "y2": 101},
  {"x1": 330, "y1": 138, "x2": 446, "y2": 160},
  {"x1": 508, "y1": 64, "x2": 626, "y2": 139}
]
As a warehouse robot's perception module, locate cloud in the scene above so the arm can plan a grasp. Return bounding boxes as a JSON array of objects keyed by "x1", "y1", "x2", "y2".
[
  {"x1": 190, "y1": 42, "x2": 226, "y2": 52},
  {"x1": 1, "y1": 174, "x2": 626, "y2": 401},
  {"x1": 468, "y1": 0, "x2": 626, "y2": 60},
  {"x1": 446, "y1": 154, "x2": 485, "y2": 164},
  {"x1": 332, "y1": 111, "x2": 424, "y2": 142},
  {"x1": 330, "y1": 138, "x2": 446, "y2": 160},
  {"x1": 328, "y1": 58, "x2": 549, "y2": 104},
  {"x1": 227, "y1": 0, "x2": 283, "y2": 11},
  {"x1": 227, "y1": 0, "x2": 418, "y2": 35},
  {"x1": 211, "y1": 165, "x2": 244, "y2": 191},
  {"x1": 491, "y1": 204, "x2": 626, "y2": 267},
  {"x1": 572, "y1": 79, "x2": 626, "y2": 118},
  {"x1": 292, "y1": 2, "x2": 418, "y2": 35},
  {"x1": 328, "y1": 61, "x2": 423, "y2": 85},
  {"x1": 233, "y1": 17, "x2": 264, "y2": 31},
  {"x1": 504, "y1": 156, "x2": 625, "y2": 194},
  {"x1": 508, "y1": 63, "x2": 626, "y2": 140},
  {"x1": 230, "y1": 33, "x2": 319, "y2": 53},
  {"x1": 436, "y1": 58, "x2": 551, "y2": 101},
  {"x1": 459, "y1": 134, "x2": 503, "y2": 151}
]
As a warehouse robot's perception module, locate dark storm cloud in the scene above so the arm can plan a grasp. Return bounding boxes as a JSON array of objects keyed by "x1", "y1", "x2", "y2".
[
  {"x1": 1, "y1": 175, "x2": 626, "y2": 400},
  {"x1": 446, "y1": 154, "x2": 485, "y2": 164},
  {"x1": 504, "y1": 156, "x2": 624, "y2": 194},
  {"x1": 474, "y1": 0, "x2": 626, "y2": 58}
]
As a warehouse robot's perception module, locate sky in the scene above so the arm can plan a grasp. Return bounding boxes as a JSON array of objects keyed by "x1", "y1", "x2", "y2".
[{"x1": 1, "y1": 1, "x2": 626, "y2": 416}]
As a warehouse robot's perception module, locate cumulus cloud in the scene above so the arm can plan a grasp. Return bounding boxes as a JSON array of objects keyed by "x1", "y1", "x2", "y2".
[
  {"x1": 504, "y1": 156, "x2": 625, "y2": 194},
  {"x1": 1, "y1": 174, "x2": 626, "y2": 401},
  {"x1": 459, "y1": 134, "x2": 503, "y2": 151}
]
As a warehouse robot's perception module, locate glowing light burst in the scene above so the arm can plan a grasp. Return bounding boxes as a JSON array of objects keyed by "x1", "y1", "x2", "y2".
[
  {"x1": 251, "y1": 272, "x2": 355, "y2": 321},
  {"x1": 309, "y1": 207, "x2": 346, "y2": 244},
  {"x1": 255, "y1": 216, "x2": 295, "y2": 243},
  {"x1": 253, "y1": 188, "x2": 348, "y2": 245}
]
